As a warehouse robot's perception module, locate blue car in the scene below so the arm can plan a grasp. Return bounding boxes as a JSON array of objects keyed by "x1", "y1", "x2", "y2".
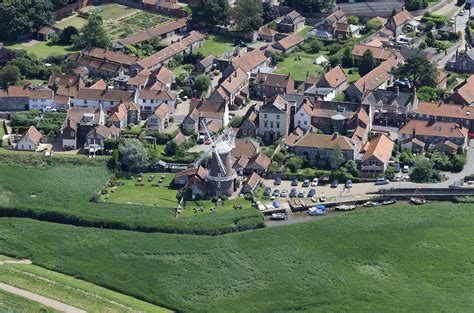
[
  {"x1": 263, "y1": 187, "x2": 271, "y2": 197},
  {"x1": 289, "y1": 188, "x2": 297, "y2": 198},
  {"x1": 272, "y1": 200, "x2": 280, "y2": 208},
  {"x1": 307, "y1": 188, "x2": 316, "y2": 198}
]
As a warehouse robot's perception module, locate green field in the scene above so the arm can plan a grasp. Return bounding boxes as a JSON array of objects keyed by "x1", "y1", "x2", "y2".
[
  {"x1": 298, "y1": 26, "x2": 314, "y2": 37},
  {"x1": 0, "y1": 203, "x2": 472, "y2": 312},
  {"x1": 344, "y1": 67, "x2": 361, "y2": 84},
  {"x1": 0, "y1": 289, "x2": 59, "y2": 313},
  {"x1": 0, "y1": 160, "x2": 263, "y2": 235},
  {"x1": 197, "y1": 35, "x2": 235, "y2": 57},
  {"x1": 274, "y1": 51, "x2": 326, "y2": 81},
  {"x1": 81, "y1": 3, "x2": 139, "y2": 21},
  {"x1": 0, "y1": 257, "x2": 169, "y2": 312}
]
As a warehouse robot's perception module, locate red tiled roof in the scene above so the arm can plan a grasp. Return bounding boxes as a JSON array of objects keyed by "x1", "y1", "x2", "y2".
[
  {"x1": 22, "y1": 126, "x2": 42, "y2": 145},
  {"x1": 399, "y1": 119, "x2": 468, "y2": 139},
  {"x1": 362, "y1": 134, "x2": 394, "y2": 163}
]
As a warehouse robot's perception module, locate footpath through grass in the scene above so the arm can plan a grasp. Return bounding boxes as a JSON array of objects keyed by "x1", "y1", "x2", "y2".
[
  {"x1": 0, "y1": 203, "x2": 472, "y2": 312},
  {"x1": 0, "y1": 256, "x2": 169, "y2": 312},
  {"x1": 0, "y1": 289, "x2": 59, "y2": 313}
]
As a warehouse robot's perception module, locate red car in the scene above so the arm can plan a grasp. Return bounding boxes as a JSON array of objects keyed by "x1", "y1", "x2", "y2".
[{"x1": 204, "y1": 138, "x2": 212, "y2": 145}]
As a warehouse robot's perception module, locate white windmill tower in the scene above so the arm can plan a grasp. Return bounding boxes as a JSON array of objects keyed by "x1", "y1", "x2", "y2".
[{"x1": 194, "y1": 119, "x2": 237, "y2": 197}]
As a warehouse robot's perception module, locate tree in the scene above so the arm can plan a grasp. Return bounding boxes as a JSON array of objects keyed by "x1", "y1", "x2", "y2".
[
  {"x1": 358, "y1": 49, "x2": 375, "y2": 76},
  {"x1": 425, "y1": 21, "x2": 436, "y2": 32},
  {"x1": 393, "y1": 57, "x2": 438, "y2": 88},
  {"x1": 282, "y1": 0, "x2": 336, "y2": 13},
  {"x1": 118, "y1": 139, "x2": 149, "y2": 173},
  {"x1": 347, "y1": 16, "x2": 359, "y2": 25},
  {"x1": 73, "y1": 15, "x2": 110, "y2": 49},
  {"x1": 60, "y1": 26, "x2": 79, "y2": 45},
  {"x1": 450, "y1": 154, "x2": 466, "y2": 172},
  {"x1": 331, "y1": 167, "x2": 351, "y2": 182},
  {"x1": 286, "y1": 156, "x2": 303, "y2": 173},
  {"x1": 341, "y1": 46, "x2": 354, "y2": 68},
  {"x1": 329, "y1": 146, "x2": 345, "y2": 170},
  {"x1": 344, "y1": 160, "x2": 358, "y2": 177},
  {"x1": 0, "y1": 65, "x2": 21, "y2": 88},
  {"x1": 366, "y1": 18, "x2": 383, "y2": 31},
  {"x1": 399, "y1": 150, "x2": 415, "y2": 166},
  {"x1": 0, "y1": 0, "x2": 54, "y2": 41},
  {"x1": 231, "y1": 0, "x2": 263, "y2": 32},
  {"x1": 411, "y1": 159, "x2": 435, "y2": 182},
  {"x1": 190, "y1": 0, "x2": 230, "y2": 28},
  {"x1": 193, "y1": 74, "x2": 211, "y2": 97},
  {"x1": 384, "y1": 166, "x2": 395, "y2": 180},
  {"x1": 309, "y1": 38, "x2": 322, "y2": 53},
  {"x1": 417, "y1": 86, "x2": 439, "y2": 101},
  {"x1": 268, "y1": 161, "x2": 279, "y2": 174},
  {"x1": 230, "y1": 116, "x2": 243, "y2": 128},
  {"x1": 405, "y1": 0, "x2": 428, "y2": 11},
  {"x1": 273, "y1": 151, "x2": 285, "y2": 164},
  {"x1": 262, "y1": 2, "x2": 279, "y2": 24}
]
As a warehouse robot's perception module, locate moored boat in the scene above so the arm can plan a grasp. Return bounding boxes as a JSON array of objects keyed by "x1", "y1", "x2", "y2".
[{"x1": 271, "y1": 213, "x2": 288, "y2": 220}]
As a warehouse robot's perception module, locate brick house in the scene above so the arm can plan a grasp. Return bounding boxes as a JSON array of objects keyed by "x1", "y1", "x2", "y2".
[
  {"x1": 360, "y1": 134, "x2": 394, "y2": 178},
  {"x1": 254, "y1": 73, "x2": 294, "y2": 99},
  {"x1": 278, "y1": 10, "x2": 305, "y2": 33},
  {"x1": 446, "y1": 76, "x2": 474, "y2": 106}
]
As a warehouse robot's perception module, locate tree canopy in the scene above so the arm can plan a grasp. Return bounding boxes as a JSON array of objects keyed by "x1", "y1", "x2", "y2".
[
  {"x1": 393, "y1": 57, "x2": 438, "y2": 88},
  {"x1": 0, "y1": 65, "x2": 21, "y2": 88},
  {"x1": 118, "y1": 139, "x2": 149, "y2": 173},
  {"x1": 358, "y1": 49, "x2": 375, "y2": 76},
  {"x1": 0, "y1": 0, "x2": 55, "y2": 41},
  {"x1": 190, "y1": 0, "x2": 230, "y2": 28},
  {"x1": 73, "y1": 15, "x2": 110, "y2": 49},
  {"x1": 231, "y1": 0, "x2": 264, "y2": 32}
]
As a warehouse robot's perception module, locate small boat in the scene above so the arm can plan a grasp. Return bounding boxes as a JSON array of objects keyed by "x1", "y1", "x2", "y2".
[
  {"x1": 271, "y1": 213, "x2": 287, "y2": 220},
  {"x1": 308, "y1": 208, "x2": 327, "y2": 216},
  {"x1": 335, "y1": 204, "x2": 355, "y2": 211},
  {"x1": 319, "y1": 194, "x2": 327, "y2": 202},
  {"x1": 363, "y1": 201, "x2": 379, "y2": 207},
  {"x1": 382, "y1": 199, "x2": 397, "y2": 205},
  {"x1": 410, "y1": 197, "x2": 426, "y2": 205}
]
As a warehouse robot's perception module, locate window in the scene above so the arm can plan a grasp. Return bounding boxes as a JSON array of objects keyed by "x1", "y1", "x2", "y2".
[
  {"x1": 264, "y1": 114, "x2": 267, "y2": 118},
  {"x1": 276, "y1": 115, "x2": 280, "y2": 120},
  {"x1": 270, "y1": 122, "x2": 274, "y2": 128},
  {"x1": 110, "y1": 101, "x2": 113, "y2": 105},
  {"x1": 276, "y1": 122, "x2": 280, "y2": 128},
  {"x1": 84, "y1": 100, "x2": 88, "y2": 104},
  {"x1": 300, "y1": 113, "x2": 304, "y2": 116},
  {"x1": 264, "y1": 121, "x2": 268, "y2": 128},
  {"x1": 304, "y1": 121, "x2": 307, "y2": 125}
]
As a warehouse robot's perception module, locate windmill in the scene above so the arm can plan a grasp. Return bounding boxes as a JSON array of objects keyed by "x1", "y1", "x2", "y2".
[{"x1": 194, "y1": 119, "x2": 237, "y2": 197}]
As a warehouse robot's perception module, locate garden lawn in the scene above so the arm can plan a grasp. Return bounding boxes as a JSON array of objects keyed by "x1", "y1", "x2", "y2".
[
  {"x1": 344, "y1": 67, "x2": 361, "y2": 84},
  {"x1": 5, "y1": 42, "x2": 79, "y2": 59},
  {"x1": 298, "y1": 26, "x2": 314, "y2": 37},
  {"x1": 104, "y1": 173, "x2": 179, "y2": 207},
  {"x1": 81, "y1": 4, "x2": 139, "y2": 21},
  {"x1": 180, "y1": 196, "x2": 253, "y2": 217},
  {"x1": 54, "y1": 15, "x2": 87, "y2": 30},
  {"x1": 0, "y1": 120, "x2": 5, "y2": 139},
  {"x1": 274, "y1": 51, "x2": 325, "y2": 81},
  {"x1": 0, "y1": 257, "x2": 169, "y2": 312},
  {"x1": 0, "y1": 289, "x2": 58, "y2": 313},
  {"x1": 197, "y1": 35, "x2": 235, "y2": 57},
  {"x1": 0, "y1": 203, "x2": 472, "y2": 312}
]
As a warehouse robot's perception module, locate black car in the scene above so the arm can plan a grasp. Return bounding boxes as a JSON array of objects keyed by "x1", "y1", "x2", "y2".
[
  {"x1": 274, "y1": 177, "x2": 282, "y2": 185},
  {"x1": 345, "y1": 180, "x2": 352, "y2": 189},
  {"x1": 233, "y1": 39, "x2": 247, "y2": 47},
  {"x1": 307, "y1": 188, "x2": 316, "y2": 197},
  {"x1": 272, "y1": 189, "x2": 280, "y2": 197},
  {"x1": 263, "y1": 187, "x2": 271, "y2": 197},
  {"x1": 289, "y1": 188, "x2": 297, "y2": 198},
  {"x1": 331, "y1": 180, "x2": 339, "y2": 188},
  {"x1": 291, "y1": 178, "x2": 298, "y2": 186}
]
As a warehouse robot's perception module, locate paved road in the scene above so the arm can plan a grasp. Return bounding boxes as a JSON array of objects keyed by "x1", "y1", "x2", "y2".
[{"x1": 0, "y1": 283, "x2": 86, "y2": 313}]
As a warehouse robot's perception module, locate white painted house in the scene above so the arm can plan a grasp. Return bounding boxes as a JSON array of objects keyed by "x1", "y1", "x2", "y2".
[
  {"x1": 17, "y1": 126, "x2": 42, "y2": 151},
  {"x1": 29, "y1": 89, "x2": 54, "y2": 110},
  {"x1": 71, "y1": 89, "x2": 136, "y2": 111},
  {"x1": 294, "y1": 98, "x2": 314, "y2": 131}
]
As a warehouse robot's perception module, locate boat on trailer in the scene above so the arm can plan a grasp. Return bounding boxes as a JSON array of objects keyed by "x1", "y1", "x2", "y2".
[{"x1": 271, "y1": 213, "x2": 288, "y2": 220}]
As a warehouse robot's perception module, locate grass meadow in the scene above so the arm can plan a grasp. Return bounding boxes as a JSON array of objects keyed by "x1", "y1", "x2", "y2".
[
  {"x1": 0, "y1": 289, "x2": 59, "y2": 313},
  {"x1": 0, "y1": 161, "x2": 263, "y2": 234},
  {"x1": 0, "y1": 203, "x2": 472, "y2": 312},
  {"x1": 0, "y1": 257, "x2": 169, "y2": 312}
]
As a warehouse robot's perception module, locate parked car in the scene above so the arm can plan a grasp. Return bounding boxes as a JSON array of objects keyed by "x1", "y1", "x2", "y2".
[
  {"x1": 272, "y1": 189, "x2": 280, "y2": 197},
  {"x1": 402, "y1": 165, "x2": 409, "y2": 173},
  {"x1": 204, "y1": 137, "x2": 212, "y2": 145},
  {"x1": 375, "y1": 178, "x2": 390, "y2": 185},
  {"x1": 345, "y1": 180, "x2": 352, "y2": 189},
  {"x1": 280, "y1": 189, "x2": 288, "y2": 198},
  {"x1": 291, "y1": 178, "x2": 298, "y2": 186},
  {"x1": 307, "y1": 188, "x2": 316, "y2": 198},
  {"x1": 272, "y1": 200, "x2": 280, "y2": 208},
  {"x1": 298, "y1": 191, "x2": 305, "y2": 198},
  {"x1": 311, "y1": 178, "x2": 319, "y2": 186},
  {"x1": 290, "y1": 188, "x2": 297, "y2": 198},
  {"x1": 274, "y1": 177, "x2": 282, "y2": 185},
  {"x1": 319, "y1": 194, "x2": 327, "y2": 202},
  {"x1": 459, "y1": 10, "x2": 466, "y2": 16},
  {"x1": 263, "y1": 187, "x2": 271, "y2": 197},
  {"x1": 197, "y1": 135, "x2": 205, "y2": 144},
  {"x1": 302, "y1": 179, "x2": 310, "y2": 187},
  {"x1": 330, "y1": 180, "x2": 338, "y2": 188}
]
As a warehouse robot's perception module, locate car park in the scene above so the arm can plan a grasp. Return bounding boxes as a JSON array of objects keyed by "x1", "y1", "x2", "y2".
[
  {"x1": 302, "y1": 179, "x2": 310, "y2": 187},
  {"x1": 274, "y1": 177, "x2": 282, "y2": 185},
  {"x1": 330, "y1": 180, "x2": 338, "y2": 188},
  {"x1": 307, "y1": 188, "x2": 316, "y2": 198},
  {"x1": 311, "y1": 178, "x2": 319, "y2": 186},
  {"x1": 298, "y1": 191, "x2": 305, "y2": 198},
  {"x1": 272, "y1": 189, "x2": 280, "y2": 197},
  {"x1": 280, "y1": 189, "x2": 288, "y2": 198},
  {"x1": 264, "y1": 187, "x2": 271, "y2": 197},
  {"x1": 290, "y1": 188, "x2": 297, "y2": 198},
  {"x1": 291, "y1": 178, "x2": 298, "y2": 186}
]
